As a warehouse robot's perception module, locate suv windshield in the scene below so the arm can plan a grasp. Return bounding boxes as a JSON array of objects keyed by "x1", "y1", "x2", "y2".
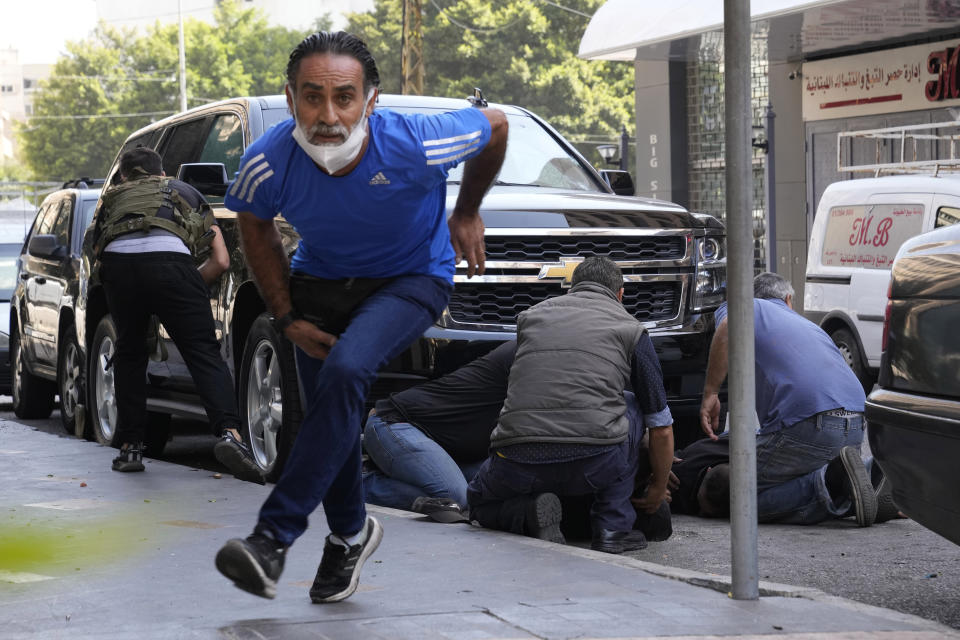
[{"x1": 263, "y1": 106, "x2": 602, "y2": 193}]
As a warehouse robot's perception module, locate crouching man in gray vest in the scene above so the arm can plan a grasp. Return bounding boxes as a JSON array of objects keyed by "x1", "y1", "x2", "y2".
[
  {"x1": 467, "y1": 256, "x2": 674, "y2": 554},
  {"x1": 90, "y1": 147, "x2": 261, "y2": 482}
]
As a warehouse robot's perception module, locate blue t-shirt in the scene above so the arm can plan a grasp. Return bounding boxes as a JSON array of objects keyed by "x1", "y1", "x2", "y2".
[
  {"x1": 224, "y1": 108, "x2": 492, "y2": 281},
  {"x1": 715, "y1": 298, "x2": 865, "y2": 433}
]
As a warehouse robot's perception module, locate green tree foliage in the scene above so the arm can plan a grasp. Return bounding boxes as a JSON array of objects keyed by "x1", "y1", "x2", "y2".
[
  {"x1": 347, "y1": 0, "x2": 633, "y2": 152},
  {"x1": 19, "y1": 1, "x2": 329, "y2": 181}
]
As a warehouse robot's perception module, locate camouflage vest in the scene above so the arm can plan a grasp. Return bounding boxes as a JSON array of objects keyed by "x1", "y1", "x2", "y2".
[{"x1": 93, "y1": 176, "x2": 213, "y2": 258}]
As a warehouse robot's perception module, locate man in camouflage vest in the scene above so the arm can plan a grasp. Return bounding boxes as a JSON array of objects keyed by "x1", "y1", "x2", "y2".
[{"x1": 92, "y1": 147, "x2": 260, "y2": 482}]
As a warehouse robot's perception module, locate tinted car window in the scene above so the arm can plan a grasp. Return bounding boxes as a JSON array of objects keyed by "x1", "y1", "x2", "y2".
[
  {"x1": 936, "y1": 206, "x2": 960, "y2": 228},
  {"x1": 160, "y1": 118, "x2": 209, "y2": 177},
  {"x1": 0, "y1": 243, "x2": 20, "y2": 299},
  {"x1": 51, "y1": 198, "x2": 73, "y2": 247},
  {"x1": 80, "y1": 198, "x2": 97, "y2": 231},
  {"x1": 198, "y1": 114, "x2": 244, "y2": 178}
]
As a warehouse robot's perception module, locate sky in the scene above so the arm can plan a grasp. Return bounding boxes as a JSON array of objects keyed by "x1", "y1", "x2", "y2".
[{"x1": 1, "y1": 0, "x2": 373, "y2": 65}]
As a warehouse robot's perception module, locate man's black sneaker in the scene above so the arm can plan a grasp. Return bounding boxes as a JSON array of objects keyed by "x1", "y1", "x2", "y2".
[
  {"x1": 524, "y1": 493, "x2": 565, "y2": 544},
  {"x1": 827, "y1": 446, "x2": 877, "y2": 527},
  {"x1": 215, "y1": 530, "x2": 287, "y2": 599},
  {"x1": 310, "y1": 516, "x2": 383, "y2": 604},
  {"x1": 112, "y1": 445, "x2": 145, "y2": 472},
  {"x1": 214, "y1": 430, "x2": 265, "y2": 485}
]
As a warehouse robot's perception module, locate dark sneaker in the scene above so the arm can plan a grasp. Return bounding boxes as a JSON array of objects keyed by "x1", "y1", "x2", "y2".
[
  {"x1": 592, "y1": 529, "x2": 648, "y2": 554},
  {"x1": 112, "y1": 445, "x2": 145, "y2": 472},
  {"x1": 310, "y1": 516, "x2": 383, "y2": 604},
  {"x1": 215, "y1": 530, "x2": 287, "y2": 599},
  {"x1": 871, "y1": 461, "x2": 900, "y2": 524},
  {"x1": 214, "y1": 431, "x2": 265, "y2": 485},
  {"x1": 525, "y1": 493, "x2": 565, "y2": 544},
  {"x1": 411, "y1": 496, "x2": 470, "y2": 523},
  {"x1": 828, "y1": 446, "x2": 877, "y2": 527}
]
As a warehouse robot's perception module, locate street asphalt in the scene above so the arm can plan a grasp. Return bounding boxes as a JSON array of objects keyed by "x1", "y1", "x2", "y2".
[{"x1": 1, "y1": 417, "x2": 957, "y2": 640}]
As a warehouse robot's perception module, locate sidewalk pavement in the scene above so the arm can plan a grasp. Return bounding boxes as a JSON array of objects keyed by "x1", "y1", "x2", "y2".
[{"x1": 1, "y1": 418, "x2": 956, "y2": 640}]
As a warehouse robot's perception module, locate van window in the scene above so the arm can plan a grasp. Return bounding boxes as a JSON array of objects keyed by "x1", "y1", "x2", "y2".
[
  {"x1": 821, "y1": 203, "x2": 924, "y2": 270},
  {"x1": 935, "y1": 206, "x2": 960, "y2": 228}
]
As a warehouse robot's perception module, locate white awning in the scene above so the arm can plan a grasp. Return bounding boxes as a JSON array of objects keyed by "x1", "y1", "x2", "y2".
[{"x1": 579, "y1": 0, "x2": 960, "y2": 62}]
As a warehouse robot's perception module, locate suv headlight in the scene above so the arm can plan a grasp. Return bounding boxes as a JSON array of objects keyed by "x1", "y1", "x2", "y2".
[{"x1": 693, "y1": 236, "x2": 726, "y2": 312}]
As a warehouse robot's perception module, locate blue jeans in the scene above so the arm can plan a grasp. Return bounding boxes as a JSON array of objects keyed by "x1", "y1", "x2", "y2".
[
  {"x1": 752, "y1": 412, "x2": 865, "y2": 524},
  {"x1": 362, "y1": 414, "x2": 484, "y2": 509},
  {"x1": 257, "y1": 275, "x2": 451, "y2": 546}
]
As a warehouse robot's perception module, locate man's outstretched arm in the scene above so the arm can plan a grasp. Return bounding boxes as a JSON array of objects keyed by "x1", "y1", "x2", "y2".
[
  {"x1": 449, "y1": 108, "x2": 508, "y2": 278},
  {"x1": 700, "y1": 317, "x2": 729, "y2": 440}
]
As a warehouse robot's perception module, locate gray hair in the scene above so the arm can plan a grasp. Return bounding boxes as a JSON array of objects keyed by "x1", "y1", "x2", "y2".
[
  {"x1": 753, "y1": 272, "x2": 794, "y2": 301},
  {"x1": 571, "y1": 256, "x2": 624, "y2": 294}
]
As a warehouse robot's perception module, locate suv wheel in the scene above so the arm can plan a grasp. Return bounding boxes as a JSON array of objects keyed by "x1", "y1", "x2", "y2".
[
  {"x1": 11, "y1": 325, "x2": 55, "y2": 419},
  {"x1": 88, "y1": 315, "x2": 120, "y2": 446},
  {"x1": 239, "y1": 313, "x2": 303, "y2": 483},
  {"x1": 57, "y1": 328, "x2": 84, "y2": 435},
  {"x1": 830, "y1": 327, "x2": 874, "y2": 393}
]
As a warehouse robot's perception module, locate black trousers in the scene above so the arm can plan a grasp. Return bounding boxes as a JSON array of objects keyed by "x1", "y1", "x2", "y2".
[{"x1": 100, "y1": 252, "x2": 239, "y2": 445}]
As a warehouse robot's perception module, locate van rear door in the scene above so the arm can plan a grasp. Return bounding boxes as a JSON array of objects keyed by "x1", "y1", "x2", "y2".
[{"x1": 854, "y1": 193, "x2": 930, "y2": 367}]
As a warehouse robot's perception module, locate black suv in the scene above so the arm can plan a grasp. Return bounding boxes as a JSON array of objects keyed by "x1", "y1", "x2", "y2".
[
  {"x1": 78, "y1": 94, "x2": 726, "y2": 481},
  {"x1": 10, "y1": 181, "x2": 102, "y2": 431}
]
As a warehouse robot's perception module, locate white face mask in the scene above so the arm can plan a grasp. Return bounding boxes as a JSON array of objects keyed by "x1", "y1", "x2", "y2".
[{"x1": 291, "y1": 89, "x2": 376, "y2": 174}]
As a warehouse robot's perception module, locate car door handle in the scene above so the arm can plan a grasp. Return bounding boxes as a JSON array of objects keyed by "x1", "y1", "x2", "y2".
[{"x1": 35, "y1": 277, "x2": 46, "y2": 284}]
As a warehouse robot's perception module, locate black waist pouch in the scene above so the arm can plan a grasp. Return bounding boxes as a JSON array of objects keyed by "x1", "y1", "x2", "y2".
[{"x1": 289, "y1": 272, "x2": 393, "y2": 336}]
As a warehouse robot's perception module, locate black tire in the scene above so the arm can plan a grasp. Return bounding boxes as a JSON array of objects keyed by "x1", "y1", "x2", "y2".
[
  {"x1": 238, "y1": 313, "x2": 303, "y2": 483},
  {"x1": 143, "y1": 412, "x2": 172, "y2": 458},
  {"x1": 830, "y1": 327, "x2": 874, "y2": 392},
  {"x1": 57, "y1": 328, "x2": 85, "y2": 436},
  {"x1": 87, "y1": 314, "x2": 121, "y2": 447},
  {"x1": 11, "y1": 324, "x2": 55, "y2": 419}
]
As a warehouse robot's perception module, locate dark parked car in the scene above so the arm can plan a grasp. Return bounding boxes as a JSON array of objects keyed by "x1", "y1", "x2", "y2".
[
  {"x1": 10, "y1": 183, "x2": 101, "y2": 430},
  {"x1": 77, "y1": 94, "x2": 726, "y2": 481},
  {"x1": 866, "y1": 222, "x2": 960, "y2": 546},
  {"x1": 0, "y1": 241, "x2": 23, "y2": 394}
]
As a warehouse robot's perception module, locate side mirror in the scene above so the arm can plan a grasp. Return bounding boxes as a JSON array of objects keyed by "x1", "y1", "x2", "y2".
[
  {"x1": 600, "y1": 170, "x2": 635, "y2": 196},
  {"x1": 177, "y1": 163, "x2": 229, "y2": 196},
  {"x1": 28, "y1": 234, "x2": 65, "y2": 259}
]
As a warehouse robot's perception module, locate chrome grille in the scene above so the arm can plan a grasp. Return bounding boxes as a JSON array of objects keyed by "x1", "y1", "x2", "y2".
[
  {"x1": 483, "y1": 236, "x2": 685, "y2": 261},
  {"x1": 448, "y1": 282, "x2": 681, "y2": 326}
]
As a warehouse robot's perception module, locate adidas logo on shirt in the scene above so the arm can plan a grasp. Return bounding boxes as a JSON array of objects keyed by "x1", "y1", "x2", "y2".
[{"x1": 369, "y1": 171, "x2": 390, "y2": 185}]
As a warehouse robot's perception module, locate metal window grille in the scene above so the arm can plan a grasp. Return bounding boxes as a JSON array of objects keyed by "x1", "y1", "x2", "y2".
[{"x1": 687, "y1": 24, "x2": 770, "y2": 272}]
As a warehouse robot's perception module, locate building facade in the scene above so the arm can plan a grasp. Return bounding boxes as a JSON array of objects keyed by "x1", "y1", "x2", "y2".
[{"x1": 581, "y1": 0, "x2": 960, "y2": 307}]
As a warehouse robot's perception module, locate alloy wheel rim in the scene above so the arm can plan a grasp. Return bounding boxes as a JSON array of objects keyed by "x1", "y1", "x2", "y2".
[
  {"x1": 245, "y1": 339, "x2": 281, "y2": 470},
  {"x1": 61, "y1": 342, "x2": 80, "y2": 420},
  {"x1": 95, "y1": 335, "x2": 118, "y2": 441}
]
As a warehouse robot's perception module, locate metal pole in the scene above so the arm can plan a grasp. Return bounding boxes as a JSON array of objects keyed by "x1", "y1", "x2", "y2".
[
  {"x1": 765, "y1": 102, "x2": 776, "y2": 271},
  {"x1": 620, "y1": 125, "x2": 629, "y2": 171},
  {"x1": 724, "y1": 0, "x2": 759, "y2": 600},
  {"x1": 178, "y1": 0, "x2": 188, "y2": 112}
]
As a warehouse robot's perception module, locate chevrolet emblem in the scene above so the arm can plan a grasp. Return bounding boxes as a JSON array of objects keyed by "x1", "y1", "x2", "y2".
[{"x1": 538, "y1": 258, "x2": 583, "y2": 285}]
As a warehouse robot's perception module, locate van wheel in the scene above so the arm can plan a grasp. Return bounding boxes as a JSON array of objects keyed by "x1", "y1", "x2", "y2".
[
  {"x1": 11, "y1": 325, "x2": 55, "y2": 419},
  {"x1": 88, "y1": 315, "x2": 121, "y2": 447},
  {"x1": 239, "y1": 313, "x2": 302, "y2": 483},
  {"x1": 830, "y1": 327, "x2": 874, "y2": 392},
  {"x1": 57, "y1": 328, "x2": 85, "y2": 435}
]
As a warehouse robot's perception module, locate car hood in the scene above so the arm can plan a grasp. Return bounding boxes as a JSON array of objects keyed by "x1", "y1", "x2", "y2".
[{"x1": 447, "y1": 188, "x2": 711, "y2": 229}]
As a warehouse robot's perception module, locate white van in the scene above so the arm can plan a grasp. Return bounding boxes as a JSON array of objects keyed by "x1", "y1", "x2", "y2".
[{"x1": 804, "y1": 175, "x2": 960, "y2": 389}]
